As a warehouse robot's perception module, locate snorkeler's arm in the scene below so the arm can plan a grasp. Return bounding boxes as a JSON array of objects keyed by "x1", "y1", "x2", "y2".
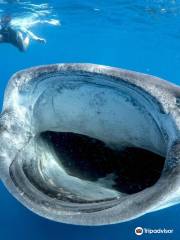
[
  {"x1": 21, "y1": 28, "x2": 46, "y2": 43},
  {"x1": 27, "y1": 30, "x2": 46, "y2": 43}
]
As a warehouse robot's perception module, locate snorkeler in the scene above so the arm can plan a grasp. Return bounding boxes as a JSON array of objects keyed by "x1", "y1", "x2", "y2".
[{"x1": 0, "y1": 15, "x2": 46, "y2": 52}]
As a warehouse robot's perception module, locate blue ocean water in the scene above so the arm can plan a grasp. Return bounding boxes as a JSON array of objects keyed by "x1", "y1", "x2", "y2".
[{"x1": 0, "y1": 0, "x2": 180, "y2": 239}]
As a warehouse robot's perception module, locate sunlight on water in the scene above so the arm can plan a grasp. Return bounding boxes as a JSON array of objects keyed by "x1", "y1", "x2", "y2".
[
  {"x1": 37, "y1": 0, "x2": 180, "y2": 37},
  {"x1": 11, "y1": 16, "x2": 60, "y2": 29},
  {"x1": 0, "y1": 0, "x2": 180, "y2": 33},
  {"x1": 0, "y1": 0, "x2": 60, "y2": 29}
]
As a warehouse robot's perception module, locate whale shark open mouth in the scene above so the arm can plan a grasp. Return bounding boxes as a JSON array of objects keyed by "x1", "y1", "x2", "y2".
[{"x1": 0, "y1": 64, "x2": 180, "y2": 225}]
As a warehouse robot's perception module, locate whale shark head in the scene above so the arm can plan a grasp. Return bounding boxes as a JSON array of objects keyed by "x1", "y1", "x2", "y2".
[{"x1": 0, "y1": 63, "x2": 180, "y2": 225}]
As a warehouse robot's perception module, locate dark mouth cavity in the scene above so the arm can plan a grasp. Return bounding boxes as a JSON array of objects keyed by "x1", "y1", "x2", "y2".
[{"x1": 40, "y1": 131, "x2": 165, "y2": 194}]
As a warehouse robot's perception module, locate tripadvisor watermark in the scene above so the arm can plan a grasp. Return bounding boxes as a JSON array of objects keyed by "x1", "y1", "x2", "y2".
[{"x1": 135, "y1": 227, "x2": 174, "y2": 236}]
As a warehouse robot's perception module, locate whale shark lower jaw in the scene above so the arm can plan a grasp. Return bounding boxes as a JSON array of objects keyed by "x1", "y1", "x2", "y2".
[{"x1": 0, "y1": 63, "x2": 180, "y2": 225}]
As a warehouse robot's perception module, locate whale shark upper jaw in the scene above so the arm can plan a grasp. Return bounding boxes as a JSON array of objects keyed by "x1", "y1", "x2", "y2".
[{"x1": 0, "y1": 63, "x2": 180, "y2": 225}]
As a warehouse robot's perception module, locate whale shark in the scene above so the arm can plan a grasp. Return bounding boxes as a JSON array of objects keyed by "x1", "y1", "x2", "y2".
[{"x1": 0, "y1": 63, "x2": 179, "y2": 225}]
